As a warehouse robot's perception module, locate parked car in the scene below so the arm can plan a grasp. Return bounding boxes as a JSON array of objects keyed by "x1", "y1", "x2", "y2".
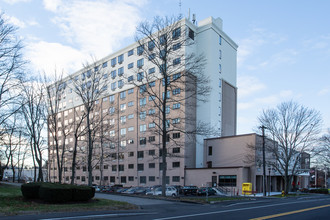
[
  {"x1": 197, "y1": 187, "x2": 216, "y2": 196},
  {"x1": 182, "y1": 186, "x2": 198, "y2": 195},
  {"x1": 171, "y1": 185, "x2": 183, "y2": 194},
  {"x1": 153, "y1": 187, "x2": 178, "y2": 197}
]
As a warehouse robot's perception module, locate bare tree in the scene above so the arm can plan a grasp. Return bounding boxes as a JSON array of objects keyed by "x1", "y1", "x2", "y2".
[
  {"x1": 258, "y1": 101, "x2": 322, "y2": 194},
  {"x1": 313, "y1": 129, "x2": 330, "y2": 168},
  {"x1": 70, "y1": 61, "x2": 110, "y2": 186},
  {"x1": 0, "y1": 13, "x2": 24, "y2": 141},
  {"x1": 20, "y1": 78, "x2": 47, "y2": 182},
  {"x1": 132, "y1": 16, "x2": 210, "y2": 195}
]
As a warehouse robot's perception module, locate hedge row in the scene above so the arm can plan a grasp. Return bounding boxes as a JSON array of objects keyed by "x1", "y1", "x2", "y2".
[
  {"x1": 21, "y1": 182, "x2": 95, "y2": 203},
  {"x1": 309, "y1": 188, "x2": 329, "y2": 194}
]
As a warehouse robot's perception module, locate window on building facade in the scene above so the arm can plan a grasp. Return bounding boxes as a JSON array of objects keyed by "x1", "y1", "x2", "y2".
[
  {"x1": 118, "y1": 67, "x2": 124, "y2": 76},
  {"x1": 149, "y1": 81, "x2": 155, "y2": 87},
  {"x1": 118, "y1": 54, "x2": 124, "y2": 63},
  {"x1": 128, "y1": 62, "x2": 133, "y2": 69},
  {"x1": 128, "y1": 49, "x2": 134, "y2": 56},
  {"x1": 172, "y1": 118, "x2": 180, "y2": 124},
  {"x1": 102, "y1": 61, "x2": 107, "y2": 68},
  {"x1": 172, "y1": 176, "x2": 180, "y2": 182},
  {"x1": 173, "y1": 43, "x2": 181, "y2": 51},
  {"x1": 109, "y1": 95, "x2": 115, "y2": 103},
  {"x1": 118, "y1": 80, "x2": 124, "y2": 88},
  {"x1": 189, "y1": 28, "x2": 194, "y2": 40},
  {"x1": 173, "y1": 147, "x2": 180, "y2": 153},
  {"x1": 112, "y1": 165, "x2": 117, "y2": 171},
  {"x1": 148, "y1": 67, "x2": 155, "y2": 74},
  {"x1": 148, "y1": 109, "x2": 155, "y2": 115},
  {"x1": 128, "y1": 164, "x2": 134, "y2": 169},
  {"x1": 172, "y1": 27, "x2": 181, "y2": 39},
  {"x1": 173, "y1": 132, "x2": 180, "y2": 139},
  {"x1": 148, "y1": 53, "x2": 156, "y2": 61},
  {"x1": 128, "y1": 101, "x2": 134, "y2": 107},
  {"x1": 137, "y1": 72, "x2": 144, "y2": 81},
  {"x1": 140, "y1": 124, "x2": 146, "y2": 132},
  {"x1": 149, "y1": 163, "x2": 155, "y2": 169},
  {"x1": 110, "y1": 176, "x2": 115, "y2": 182},
  {"x1": 120, "y1": 103, "x2": 126, "y2": 111},
  {"x1": 172, "y1": 88, "x2": 181, "y2": 95},
  {"x1": 139, "y1": 97, "x2": 146, "y2": 106},
  {"x1": 173, "y1": 57, "x2": 181, "y2": 65},
  {"x1": 149, "y1": 149, "x2": 155, "y2": 155},
  {"x1": 119, "y1": 164, "x2": 124, "y2": 172},
  {"x1": 148, "y1": 122, "x2": 155, "y2": 128},
  {"x1": 128, "y1": 114, "x2": 134, "y2": 119},
  {"x1": 172, "y1": 162, "x2": 180, "y2": 168},
  {"x1": 137, "y1": 58, "x2": 144, "y2": 68},
  {"x1": 149, "y1": 136, "x2": 155, "y2": 142},
  {"x1": 128, "y1": 176, "x2": 134, "y2": 181},
  {"x1": 149, "y1": 176, "x2": 155, "y2": 182},
  {"x1": 140, "y1": 176, "x2": 146, "y2": 184},
  {"x1": 140, "y1": 137, "x2": 146, "y2": 145},
  {"x1": 121, "y1": 176, "x2": 126, "y2": 183},
  {"x1": 159, "y1": 34, "x2": 166, "y2": 45},
  {"x1": 111, "y1": 82, "x2": 116, "y2": 90},
  {"x1": 128, "y1": 75, "x2": 134, "y2": 82},
  {"x1": 140, "y1": 85, "x2": 146, "y2": 93},
  {"x1": 219, "y1": 64, "x2": 222, "y2": 73},
  {"x1": 111, "y1": 57, "x2": 116, "y2": 66},
  {"x1": 137, "y1": 163, "x2": 144, "y2": 171},
  {"x1": 148, "y1": 40, "x2": 155, "y2": 50},
  {"x1": 111, "y1": 70, "x2": 116, "y2": 79},
  {"x1": 173, "y1": 103, "x2": 181, "y2": 109},
  {"x1": 128, "y1": 152, "x2": 134, "y2": 157},
  {"x1": 219, "y1": 35, "x2": 222, "y2": 45},
  {"x1": 137, "y1": 45, "x2": 144, "y2": 55},
  {"x1": 120, "y1": 128, "x2": 126, "y2": 136},
  {"x1": 219, "y1": 175, "x2": 236, "y2": 186},
  {"x1": 137, "y1": 151, "x2": 144, "y2": 159},
  {"x1": 120, "y1": 91, "x2": 126, "y2": 99},
  {"x1": 139, "y1": 111, "x2": 146, "y2": 120},
  {"x1": 208, "y1": 146, "x2": 213, "y2": 156}
]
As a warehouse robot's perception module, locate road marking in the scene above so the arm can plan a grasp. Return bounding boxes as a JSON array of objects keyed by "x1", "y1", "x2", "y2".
[
  {"x1": 224, "y1": 200, "x2": 265, "y2": 207},
  {"x1": 250, "y1": 204, "x2": 330, "y2": 220},
  {"x1": 153, "y1": 198, "x2": 330, "y2": 220},
  {"x1": 40, "y1": 212, "x2": 157, "y2": 220}
]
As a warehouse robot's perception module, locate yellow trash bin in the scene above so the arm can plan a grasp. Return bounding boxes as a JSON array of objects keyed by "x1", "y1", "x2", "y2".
[{"x1": 242, "y1": 183, "x2": 252, "y2": 195}]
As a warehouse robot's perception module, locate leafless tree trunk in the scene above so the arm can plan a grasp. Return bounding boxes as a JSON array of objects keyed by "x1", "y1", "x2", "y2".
[
  {"x1": 258, "y1": 101, "x2": 322, "y2": 194},
  {"x1": 313, "y1": 129, "x2": 330, "y2": 168},
  {"x1": 70, "y1": 60, "x2": 110, "y2": 186},
  {"x1": 134, "y1": 16, "x2": 211, "y2": 195},
  {"x1": 20, "y1": 79, "x2": 47, "y2": 182}
]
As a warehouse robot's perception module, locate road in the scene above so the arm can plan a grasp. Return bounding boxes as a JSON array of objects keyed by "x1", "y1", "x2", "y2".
[{"x1": 0, "y1": 193, "x2": 328, "y2": 220}]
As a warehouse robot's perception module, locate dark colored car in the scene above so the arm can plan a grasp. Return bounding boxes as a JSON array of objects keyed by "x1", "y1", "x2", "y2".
[
  {"x1": 182, "y1": 186, "x2": 198, "y2": 195},
  {"x1": 197, "y1": 187, "x2": 216, "y2": 196}
]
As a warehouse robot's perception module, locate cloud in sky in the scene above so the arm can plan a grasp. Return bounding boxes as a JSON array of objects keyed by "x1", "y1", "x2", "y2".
[
  {"x1": 2, "y1": 0, "x2": 31, "y2": 4},
  {"x1": 27, "y1": 0, "x2": 147, "y2": 75},
  {"x1": 237, "y1": 75, "x2": 266, "y2": 99}
]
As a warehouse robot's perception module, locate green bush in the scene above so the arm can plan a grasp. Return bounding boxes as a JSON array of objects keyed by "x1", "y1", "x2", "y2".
[
  {"x1": 72, "y1": 185, "x2": 95, "y2": 201},
  {"x1": 21, "y1": 182, "x2": 44, "y2": 199},
  {"x1": 309, "y1": 188, "x2": 328, "y2": 194},
  {"x1": 39, "y1": 183, "x2": 73, "y2": 203}
]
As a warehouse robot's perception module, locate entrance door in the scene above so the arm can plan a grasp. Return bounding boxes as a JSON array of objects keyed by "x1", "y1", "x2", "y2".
[{"x1": 212, "y1": 176, "x2": 217, "y2": 187}]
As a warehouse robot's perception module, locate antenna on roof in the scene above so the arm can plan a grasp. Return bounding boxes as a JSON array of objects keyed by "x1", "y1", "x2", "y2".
[
  {"x1": 179, "y1": 0, "x2": 182, "y2": 19},
  {"x1": 192, "y1": 13, "x2": 196, "y2": 24}
]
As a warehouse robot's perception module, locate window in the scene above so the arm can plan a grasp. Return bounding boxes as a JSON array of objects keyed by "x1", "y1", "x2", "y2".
[
  {"x1": 208, "y1": 146, "x2": 213, "y2": 156},
  {"x1": 173, "y1": 132, "x2": 180, "y2": 139},
  {"x1": 118, "y1": 67, "x2": 124, "y2": 76},
  {"x1": 137, "y1": 72, "x2": 144, "y2": 81},
  {"x1": 172, "y1": 27, "x2": 181, "y2": 39},
  {"x1": 139, "y1": 111, "x2": 146, "y2": 120},
  {"x1": 128, "y1": 176, "x2": 134, "y2": 181},
  {"x1": 128, "y1": 101, "x2": 134, "y2": 107},
  {"x1": 219, "y1": 175, "x2": 237, "y2": 186},
  {"x1": 139, "y1": 97, "x2": 146, "y2": 106},
  {"x1": 173, "y1": 58, "x2": 181, "y2": 65},
  {"x1": 110, "y1": 130, "x2": 115, "y2": 137},
  {"x1": 137, "y1": 45, "x2": 144, "y2": 55},
  {"x1": 118, "y1": 79, "x2": 124, "y2": 88},
  {"x1": 148, "y1": 109, "x2": 155, "y2": 115},
  {"x1": 83, "y1": 166, "x2": 87, "y2": 171},
  {"x1": 149, "y1": 122, "x2": 155, "y2": 128},
  {"x1": 173, "y1": 147, "x2": 180, "y2": 153},
  {"x1": 172, "y1": 118, "x2": 180, "y2": 124},
  {"x1": 149, "y1": 149, "x2": 155, "y2": 155},
  {"x1": 137, "y1": 58, "x2": 144, "y2": 68},
  {"x1": 160, "y1": 49, "x2": 166, "y2": 59},
  {"x1": 140, "y1": 124, "x2": 146, "y2": 132},
  {"x1": 120, "y1": 116, "x2": 126, "y2": 123},
  {"x1": 160, "y1": 63, "x2": 166, "y2": 73},
  {"x1": 219, "y1": 64, "x2": 222, "y2": 73},
  {"x1": 149, "y1": 95, "x2": 155, "y2": 101},
  {"x1": 172, "y1": 176, "x2": 180, "y2": 182},
  {"x1": 140, "y1": 137, "x2": 146, "y2": 145},
  {"x1": 128, "y1": 88, "x2": 134, "y2": 94},
  {"x1": 111, "y1": 57, "x2": 116, "y2": 66},
  {"x1": 148, "y1": 67, "x2": 155, "y2": 74},
  {"x1": 140, "y1": 176, "x2": 146, "y2": 184},
  {"x1": 148, "y1": 53, "x2": 155, "y2": 60},
  {"x1": 128, "y1": 164, "x2": 134, "y2": 169},
  {"x1": 137, "y1": 151, "x2": 144, "y2": 159},
  {"x1": 159, "y1": 34, "x2": 166, "y2": 45},
  {"x1": 121, "y1": 176, "x2": 126, "y2": 183},
  {"x1": 128, "y1": 62, "x2": 133, "y2": 69},
  {"x1": 102, "y1": 62, "x2": 107, "y2": 68},
  {"x1": 128, "y1": 75, "x2": 134, "y2": 82},
  {"x1": 148, "y1": 40, "x2": 155, "y2": 50},
  {"x1": 104, "y1": 165, "x2": 108, "y2": 169},
  {"x1": 173, "y1": 103, "x2": 181, "y2": 109},
  {"x1": 103, "y1": 73, "x2": 108, "y2": 79},
  {"x1": 110, "y1": 176, "x2": 115, "y2": 183},
  {"x1": 149, "y1": 81, "x2": 155, "y2": 88},
  {"x1": 118, "y1": 54, "x2": 124, "y2": 63},
  {"x1": 173, "y1": 43, "x2": 181, "y2": 51},
  {"x1": 128, "y1": 139, "x2": 134, "y2": 144},
  {"x1": 103, "y1": 97, "x2": 108, "y2": 102},
  {"x1": 120, "y1": 91, "x2": 126, "y2": 99},
  {"x1": 81, "y1": 176, "x2": 85, "y2": 182},
  {"x1": 137, "y1": 163, "x2": 144, "y2": 171},
  {"x1": 149, "y1": 176, "x2": 155, "y2": 182},
  {"x1": 128, "y1": 114, "x2": 134, "y2": 119},
  {"x1": 104, "y1": 176, "x2": 108, "y2": 180},
  {"x1": 219, "y1": 35, "x2": 222, "y2": 45},
  {"x1": 128, "y1": 152, "x2": 134, "y2": 157},
  {"x1": 128, "y1": 127, "x2": 134, "y2": 132},
  {"x1": 109, "y1": 95, "x2": 115, "y2": 102},
  {"x1": 189, "y1": 28, "x2": 194, "y2": 40},
  {"x1": 165, "y1": 105, "x2": 170, "y2": 114},
  {"x1": 219, "y1": 50, "x2": 222, "y2": 59},
  {"x1": 173, "y1": 88, "x2": 181, "y2": 95},
  {"x1": 111, "y1": 82, "x2": 116, "y2": 90},
  {"x1": 172, "y1": 162, "x2": 180, "y2": 168},
  {"x1": 111, "y1": 70, "x2": 116, "y2": 79},
  {"x1": 87, "y1": 70, "x2": 92, "y2": 78},
  {"x1": 119, "y1": 164, "x2": 124, "y2": 172},
  {"x1": 128, "y1": 49, "x2": 134, "y2": 56},
  {"x1": 149, "y1": 136, "x2": 155, "y2": 142},
  {"x1": 112, "y1": 165, "x2": 117, "y2": 171},
  {"x1": 162, "y1": 91, "x2": 170, "y2": 99},
  {"x1": 140, "y1": 85, "x2": 146, "y2": 93},
  {"x1": 149, "y1": 163, "x2": 155, "y2": 169},
  {"x1": 219, "y1": 79, "x2": 222, "y2": 88}
]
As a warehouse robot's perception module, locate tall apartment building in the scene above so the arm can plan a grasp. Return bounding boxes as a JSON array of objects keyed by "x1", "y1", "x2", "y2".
[{"x1": 48, "y1": 16, "x2": 237, "y2": 186}]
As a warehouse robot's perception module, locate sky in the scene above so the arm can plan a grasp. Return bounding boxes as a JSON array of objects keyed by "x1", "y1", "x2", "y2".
[{"x1": 1, "y1": 0, "x2": 329, "y2": 135}]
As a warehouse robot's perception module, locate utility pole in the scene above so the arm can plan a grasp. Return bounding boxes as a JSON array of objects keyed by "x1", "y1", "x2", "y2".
[{"x1": 260, "y1": 125, "x2": 267, "y2": 196}]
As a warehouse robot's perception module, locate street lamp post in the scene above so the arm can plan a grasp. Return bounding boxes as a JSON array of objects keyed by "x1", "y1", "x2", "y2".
[{"x1": 260, "y1": 125, "x2": 267, "y2": 197}]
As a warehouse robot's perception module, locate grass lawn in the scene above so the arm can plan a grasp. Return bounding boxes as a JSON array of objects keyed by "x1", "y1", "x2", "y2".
[{"x1": 0, "y1": 183, "x2": 137, "y2": 216}]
